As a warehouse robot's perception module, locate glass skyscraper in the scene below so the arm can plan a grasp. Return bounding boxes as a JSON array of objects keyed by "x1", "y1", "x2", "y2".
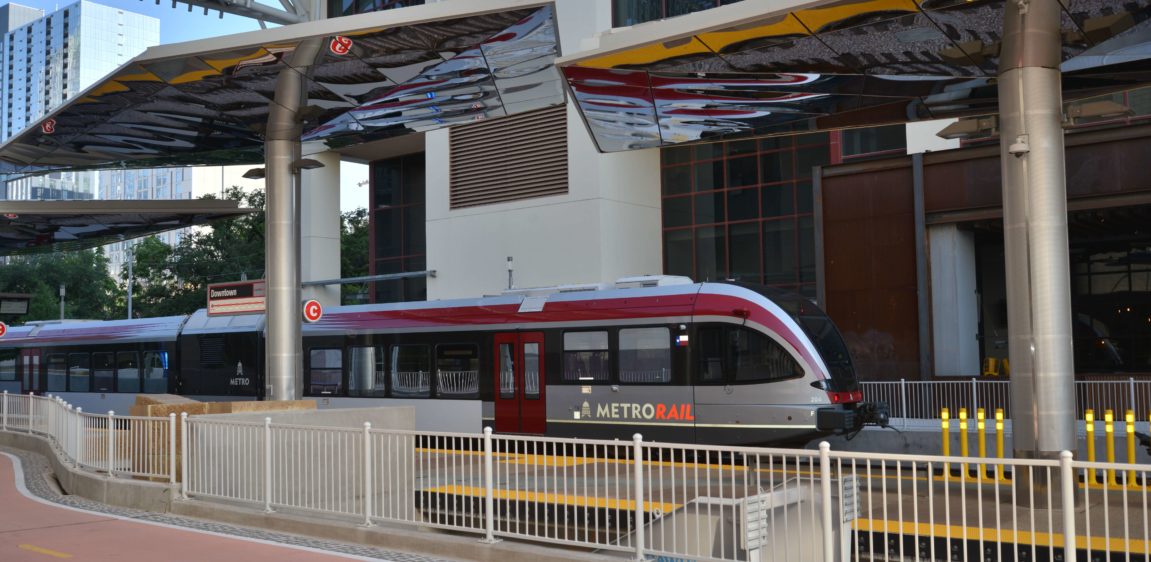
[{"x1": 0, "y1": 0, "x2": 159, "y2": 200}]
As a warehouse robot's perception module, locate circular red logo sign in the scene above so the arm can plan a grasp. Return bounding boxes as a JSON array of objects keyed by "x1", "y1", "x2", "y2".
[
  {"x1": 41, "y1": 119, "x2": 56, "y2": 134},
  {"x1": 303, "y1": 300, "x2": 323, "y2": 323},
  {"x1": 0, "y1": 321, "x2": 7, "y2": 338},
  {"x1": 329, "y1": 36, "x2": 353, "y2": 55}
]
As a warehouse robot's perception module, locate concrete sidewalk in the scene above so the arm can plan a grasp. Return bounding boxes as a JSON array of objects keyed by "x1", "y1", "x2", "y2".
[{"x1": 0, "y1": 448, "x2": 448, "y2": 562}]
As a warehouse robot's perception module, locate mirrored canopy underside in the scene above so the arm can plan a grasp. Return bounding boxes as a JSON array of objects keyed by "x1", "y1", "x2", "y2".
[
  {"x1": 0, "y1": 1, "x2": 563, "y2": 178},
  {"x1": 0, "y1": 200, "x2": 252, "y2": 256},
  {"x1": 558, "y1": 0, "x2": 1151, "y2": 152}
]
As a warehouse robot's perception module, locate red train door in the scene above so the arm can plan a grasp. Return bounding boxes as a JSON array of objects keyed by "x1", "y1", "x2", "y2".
[
  {"x1": 492, "y1": 332, "x2": 546, "y2": 434},
  {"x1": 20, "y1": 349, "x2": 40, "y2": 394}
]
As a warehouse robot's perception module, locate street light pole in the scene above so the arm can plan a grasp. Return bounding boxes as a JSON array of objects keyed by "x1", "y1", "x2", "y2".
[
  {"x1": 126, "y1": 244, "x2": 134, "y2": 319},
  {"x1": 58, "y1": 284, "x2": 64, "y2": 321}
]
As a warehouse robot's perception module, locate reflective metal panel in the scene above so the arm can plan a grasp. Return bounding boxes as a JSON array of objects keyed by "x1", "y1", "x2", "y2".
[
  {"x1": 0, "y1": 3, "x2": 564, "y2": 178},
  {"x1": 0, "y1": 201, "x2": 252, "y2": 256},
  {"x1": 560, "y1": 0, "x2": 1151, "y2": 152}
]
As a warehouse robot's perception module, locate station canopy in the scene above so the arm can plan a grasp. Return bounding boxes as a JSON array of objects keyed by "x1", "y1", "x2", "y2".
[
  {"x1": 0, "y1": 0, "x2": 564, "y2": 178},
  {"x1": 0, "y1": 200, "x2": 251, "y2": 256},
  {"x1": 557, "y1": 0, "x2": 1151, "y2": 152}
]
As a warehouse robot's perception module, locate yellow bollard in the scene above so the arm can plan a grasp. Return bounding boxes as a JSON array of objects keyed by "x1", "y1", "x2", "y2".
[
  {"x1": 1106, "y1": 409, "x2": 1118, "y2": 487},
  {"x1": 995, "y1": 409, "x2": 1006, "y2": 481},
  {"x1": 941, "y1": 408, "x2": 950, "y2": 477},
  {"x1": 977, "y1": 408, "x2": 988, "y2": 479},
  {"x1": 1127, "y1": 410, "x2": 1137, "y2": 486},
  {"x1": 1085, "y1": 410, "x2": 1096, "y2": 484},
  {"x1": 959, "y1": 408, "x2": 969, "y2": 478}
]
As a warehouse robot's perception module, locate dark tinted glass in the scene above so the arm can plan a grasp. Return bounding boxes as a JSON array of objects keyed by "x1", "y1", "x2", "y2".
[{"x1": 663, "y1": 196, "x2": 693, "y2": 228}]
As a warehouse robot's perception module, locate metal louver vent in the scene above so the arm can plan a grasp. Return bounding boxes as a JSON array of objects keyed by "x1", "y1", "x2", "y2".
[
  {"x1": 199, "y1": 335, "x2": 225, "y2": 367},
  {"x1": 450, "y1": 105, "x2": 568, "y2": 209}
]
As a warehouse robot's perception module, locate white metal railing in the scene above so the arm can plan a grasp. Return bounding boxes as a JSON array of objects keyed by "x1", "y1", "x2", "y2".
[
  {"x1": 862, "y1": 378, "x2": 1151, "y2": 425},
  {"x1": 179, "y1": 414, "x2": 1151, "y2": 562},
  {"x1": 437, "y1": 370, "x2": 479, "y2": 395},
  {"x1": 9, "y1": 391, "x2": 1151, "y2": 561},
  {"x1": 392, "y1": 371, "x2": 430, "y2": 396},
  {"x1": 0, "y1": 391, "x2": 176, "y2": 483}
]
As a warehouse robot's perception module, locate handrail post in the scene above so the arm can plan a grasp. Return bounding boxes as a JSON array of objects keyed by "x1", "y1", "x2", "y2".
[
  {"x1": 168, "y1": 413, "x2": 176, "y2": 486},
  {"x1": 632, "y1": 433, "x2": 645, "y2": 562},
  {"x1": 481, "y1": 427, "x2": 499, "y2": 544},
  {"x1": 900, "y1": 379, "x2": 909, "y2": 429},
  {"x1": 362, "y1": 422, "x2": 373, "y2": 527},
  {"x1": 2, "y1": 390, "x2": 7, "y2": 431},
  {"x1": 180, "y1": 413, "x2": 188, "y2": 500},
  {"x1": 1060, "y1": 451, "x2": 1077, "y2": 562},
  {"x1": 1130, "y1": 377, "x2": 1137, "y2": 413},
  {"x1": 106, "y1": 410, "x2": 115, "y2": 478},
  {"x1": 819, "y1": 441, "x2": 835, "y2": 562},
  {"x1": 75, "y1": 408, "x2": 83, "y2": 469},
  {"x1": 28, "y1": 393, "x2": 34, "y2": 434},
  {"x1": 263, "y1": 417, "x2": 273, "y2": 513},
  {"x1": 971, "y1": 378, "x2": 979, "y2": 416}
]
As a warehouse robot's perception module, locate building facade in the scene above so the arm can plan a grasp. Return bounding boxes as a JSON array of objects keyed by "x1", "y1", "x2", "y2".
[{"x1": 0, "y1": 0, "x2": 159, "y2": 200}]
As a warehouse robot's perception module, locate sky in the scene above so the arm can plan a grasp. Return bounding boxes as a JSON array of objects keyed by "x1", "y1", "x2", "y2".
[{"x1": 6, "y1": 0, "x2": 371, "y2": 211}]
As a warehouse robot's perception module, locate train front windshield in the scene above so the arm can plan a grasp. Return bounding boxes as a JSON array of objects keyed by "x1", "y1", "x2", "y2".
[{"x1": 734, "y1": 284, "x2": 859, "y2": 391}]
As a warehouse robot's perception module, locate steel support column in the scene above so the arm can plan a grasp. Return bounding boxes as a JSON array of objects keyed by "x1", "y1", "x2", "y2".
[
  {"x1": 264, "y1": 69, "x2": 303, "y2": 401},
  {"x1": 999, "y1": 0, "x2": 1076, "y2": 458},
  {"x1": 265, "y1": 32, "x2": 324, "y2": 401}
]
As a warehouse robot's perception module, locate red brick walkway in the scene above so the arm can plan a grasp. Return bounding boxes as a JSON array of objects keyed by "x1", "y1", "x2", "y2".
[{"x1": 0, "y1": 453, "x2": 380, "y2": 561}]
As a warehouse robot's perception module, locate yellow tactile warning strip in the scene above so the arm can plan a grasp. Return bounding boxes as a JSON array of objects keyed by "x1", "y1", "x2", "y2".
[
  {"x1": 417, "y1": 447, "x2": 805, "y2": 472},
  {"x1": 420, "y1": 485, "x2": 682, "y2": 514},
  {"x1": 18, "y1": 544, "x2": 73, "y2": 559},
  {"x1": 855, "y1": 518, "x2": 1150, "y2": 553}
]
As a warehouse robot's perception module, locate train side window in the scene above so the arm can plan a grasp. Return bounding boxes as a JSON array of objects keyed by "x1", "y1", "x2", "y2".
[
  {"x1": 348, "y1": 346, "x2": 386, "y2": 397},
  {"x1": 731, "y1": 328, "x2": 802, "y2": 383},
  {"x1": 435, "y1": 344, "x2": 479, "y2": 398},
  {"x1": 523, "y1": 343, "x2": 540, "y2": 400},
  {"x1": 696, "y1": 327, "x2": 726, "y2": 383},
  {"x1": 46, "y1": 354, "x2": 66, "y2": 392},
  {"x1": 68, "y1": 353, "x2": 90, "y2": 392},
  {"x1": 142, "y1": 351, "x2": 168, "y2": 393},
  {"x1": 562, "y1": 331, "x2": 610, "y2": 383},
  {"x1": 92, "y1": 352, "x2": 114, "y2": 392},
  {"x1": 498, "y1": 343, "x2": 515, "y2": 399},
  {"x1": 618, "y1": 327, "x2": 672, "y2": 384},
  {"x1": 0, "y1": 349, "x2": 15, "y2": 381},
  {"x1": 308, "y1": 348, "x2": 343, "y2": 395},
  {"x1": 391, "y1": 344, "x2": 430, "y2": 398},
  {"x1": 116, "y1": 352, "x2": 140, "y2": 393}
]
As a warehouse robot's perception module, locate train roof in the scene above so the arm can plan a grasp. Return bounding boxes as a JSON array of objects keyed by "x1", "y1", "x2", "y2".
[
  {"x1": 0, "y1": 315, "x2": 188, "y2": 347},
  {"x1": 182, "y1": 309, "x2": 266, "y2": 335}
]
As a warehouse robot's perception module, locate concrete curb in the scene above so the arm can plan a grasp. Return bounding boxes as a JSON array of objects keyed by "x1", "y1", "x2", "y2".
[{"x1": 172, "y1": 499, "x2": 611, "y2": 562}]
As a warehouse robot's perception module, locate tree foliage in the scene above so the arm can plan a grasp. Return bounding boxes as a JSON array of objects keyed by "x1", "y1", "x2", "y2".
[
  {"x1": 0, "y1": 250, "x2": 117, "y2": 321},
  {"x1": 340, "y1": 207, "x2": 370, "y2": 304},
  {"x1": 119, "y1": 186, "x2": 371, "y2": 316}
]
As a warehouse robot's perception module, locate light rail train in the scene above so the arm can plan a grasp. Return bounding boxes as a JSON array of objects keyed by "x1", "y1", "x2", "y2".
[{"x1": 0, "y1": 276, "x2": 885, "y2": 446}]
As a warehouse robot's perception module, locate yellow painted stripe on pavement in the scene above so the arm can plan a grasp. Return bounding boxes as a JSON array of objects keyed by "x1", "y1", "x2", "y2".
[
  {"x1": 855, "y1": 518, "x2": 1150, "y2": 553},
  {"x1": 423, "y1": 484, "x2": 681, "y2": 513},
  {"x1": 19, "y1": 544, "x2": 73, "y2": 559}
]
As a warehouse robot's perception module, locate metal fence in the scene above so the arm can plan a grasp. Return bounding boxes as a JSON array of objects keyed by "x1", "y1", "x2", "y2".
[
  {"x1": 1, "y1": 391, "x2": 176, "y2": 482},
  {"x1": 178, "y1": 413, "x2": 1149, "y2": 562},
  {"x1": 8, "y1": 391, "x2": 1151, "y2": 561},
  {"x1": 862, "y1": 378, "x2": 1151, "y2": 426}
]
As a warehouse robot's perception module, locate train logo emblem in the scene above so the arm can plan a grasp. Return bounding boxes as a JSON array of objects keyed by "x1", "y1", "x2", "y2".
[
  {"x1": 41, "y1": 119, "x2": 56, "y2": 134},
  {"x1": 303, "y1": 299, "x2": 323, "y2": 323},
  {"x1": 329, "y1": 36, "x2": 353, "y2": 55},
  {"x1": 0, "y1": 321, "x2": 6, "y2": 338},
  {"x1": 578, "y1": 400, "x2": 694, "y2": 421}
]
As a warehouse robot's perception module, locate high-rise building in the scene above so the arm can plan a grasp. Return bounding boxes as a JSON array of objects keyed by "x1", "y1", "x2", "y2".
[{"x1": 0, "y1": 0, "x2": 159, "y2": 200}]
